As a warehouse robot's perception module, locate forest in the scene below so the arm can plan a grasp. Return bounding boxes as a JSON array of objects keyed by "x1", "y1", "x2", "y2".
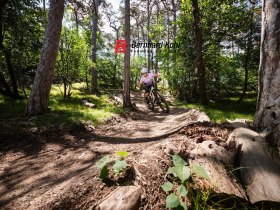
[{"x1": 0, "y1": 0, "x2": 280, "y2": 209}]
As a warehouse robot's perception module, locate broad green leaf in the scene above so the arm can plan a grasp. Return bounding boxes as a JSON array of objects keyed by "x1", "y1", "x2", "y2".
[
  {"x1": 177, "y1": 184, "x2": 188, "y2": 197},
  {"x1": 161, "y1": 181, "x2": 173, "y2": 192},
  {"x1": 174, "y1": 165, "x2": 191, "y2": 183},
  {"x1": 172, "y1": 155, "x2": 187, "y2": 166},
  {"x1": 166, "y1": 193, "x2": 180, "y2": 208},
  {"x1": 167, "y1": 166, "x2": 177, "y2": 177},
  {"x1": 97, "y1": 155, "x2": 110, "y2": 169},
  {"x1": 191, "y1": 165, "x2": 211, "y2": 181},
  {"x1": 177, "y1": 202, "x2": 188, "y2": 210},
  {"x1": 99, "y1": 166, "x2": 109, "y2": 179},
  {"x1": 116, "y1": 151, "x2": 129, "y2": 159},
  {"x1": 112, "y1": 160, "x2": 128, "y2": 174}
]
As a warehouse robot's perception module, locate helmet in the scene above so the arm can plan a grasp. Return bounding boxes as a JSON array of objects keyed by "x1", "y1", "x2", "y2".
[{"x1": 141, "y1": 68, "x2": 148, "y2": 74}]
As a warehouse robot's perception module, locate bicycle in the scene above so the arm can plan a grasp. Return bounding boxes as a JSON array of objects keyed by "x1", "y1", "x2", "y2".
[{"x1": 142, "y1": 79, "x2": 170, "y2": 113}]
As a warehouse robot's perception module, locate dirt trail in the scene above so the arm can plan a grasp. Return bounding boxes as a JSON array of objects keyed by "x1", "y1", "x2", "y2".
[
  {"x1": 0, "y1": 94, "x2": 209, "y2": 210},
  {"x1": 97, "y1": 92, "x2": 209, "y2": 139}
]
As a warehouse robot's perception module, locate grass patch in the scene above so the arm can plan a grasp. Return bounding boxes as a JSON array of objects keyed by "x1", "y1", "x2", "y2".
[
  {"x1": 178, "y1": 96, "x2": 257, "y2": 123},
  {"x1": 0, "y1": 83, "x2": 123, "y2": 128}
]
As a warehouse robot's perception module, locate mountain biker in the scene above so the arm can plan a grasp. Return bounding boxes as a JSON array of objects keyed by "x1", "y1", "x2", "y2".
[{"x1": 139, "y1": 68, "x2": 160, "y2": 100}]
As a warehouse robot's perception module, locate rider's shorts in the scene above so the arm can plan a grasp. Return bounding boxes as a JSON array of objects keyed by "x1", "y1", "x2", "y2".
[{"x1": 143, "y1": 85, "x2": 152, "y2": 93}]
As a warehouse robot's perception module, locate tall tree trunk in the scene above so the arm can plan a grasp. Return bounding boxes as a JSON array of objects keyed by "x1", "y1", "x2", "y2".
[
  {"x1": 4, "y1": 48, "x2": 19, "y2": 97},
  {"x1": 91, "y1": 0, "x2": 100, "y2": 94},
  {"x1": 254, "y1": 0, "x2": 280, "y2": 147},
  {"x1": 43, "y1": 0, "x2": 46, "y2": 11},
  {"x1": 113, "y1": 30, "x2": 119, "y2": 88},
  {"x1": 26, "y1": 0, "x2": 64, "y2": 116},
  {"x1": 147, "y1": 0, "x2": 150, "y2": 72},
  {"x1": 237, "y1": 2, "x2": 255, "y2": 103},
  {"x1": 171, "y1": 0, "x2": 177, "y2": 71},
  {"x1": 166, "y1": 9, "x2": 170, "y2": 75},
  {"x1": 192, "y1": 0, "x2": 208, "y2": 105},
  {"x1": 0, "y1": 6, "x2": 11, "y2": 98},
  {"x1": 123, "y1": 0, "x2": 132, "y2": 108},
  {"x1": 63, "y1": 77, "x2": 67, "y2": 98},
  {"x1": 0, "y1": 71, "x2": 13, "y2": 98}
]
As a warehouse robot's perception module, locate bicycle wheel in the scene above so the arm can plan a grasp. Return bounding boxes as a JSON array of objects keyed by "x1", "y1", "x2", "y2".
[
  {"x1": 155, "y1": 91, "x2": 169, "y2": 113},
  {"x1": 146, "y1": 95, "x2": 154, "y2": 110}
]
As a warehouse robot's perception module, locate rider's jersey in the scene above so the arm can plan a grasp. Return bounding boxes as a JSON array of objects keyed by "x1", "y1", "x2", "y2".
[{"x1": 140, "y1": 73, "x2": 156, "y2": 86}]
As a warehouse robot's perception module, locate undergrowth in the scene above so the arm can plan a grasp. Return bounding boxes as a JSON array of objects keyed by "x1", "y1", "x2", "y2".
[
  {"x1": 177, "y1": 95, "x2": 256, "y2": 123},
  {"x1": 0, "y1": 83, "x2": 123, "y2": 128}
]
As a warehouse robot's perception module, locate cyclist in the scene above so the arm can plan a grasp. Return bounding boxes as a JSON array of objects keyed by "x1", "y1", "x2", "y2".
[{"x1": 139, "y1": 68, "x2": 160, "y2": 100}]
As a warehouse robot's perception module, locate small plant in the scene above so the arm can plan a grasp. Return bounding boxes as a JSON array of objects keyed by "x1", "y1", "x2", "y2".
[
  {"x1": 96, "y1": 151, "x2": 129, "y2": 180},
  {"x1": 161, "y1": 155, "x2": 210, "y2": 209}
]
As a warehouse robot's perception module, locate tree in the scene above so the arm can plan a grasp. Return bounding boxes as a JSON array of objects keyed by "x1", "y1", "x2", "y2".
[
  {"x1": 26, "y1": 0, "x2": 65, "y2": 116},
  {"x1": 91, "y1": 0, "x2": 100, "y2": 94},
  {"x1": 123, "y1": 0, "x2": 133, "y2": 108},
  {"x1": 56, "y1": 26, "x2": 88, "y2": 98},
  {"x1": 254, "y1": 0, "x2": 280, "y2": 147},
  {"x1": 0, "y1": 0, "x2": 19, "y2": 99},
  {"x1": 237, "y1": 0, "x2": 256, "y2": 103},
  {"x1": 191, "y1": 0, "x2": 207, "y2": 105},
  {"x1": 106, "y1": 5, "x2": 121, "y2": 88}
]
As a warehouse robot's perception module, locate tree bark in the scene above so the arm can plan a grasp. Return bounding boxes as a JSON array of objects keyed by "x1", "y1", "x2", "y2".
[
  {"x1": 91, "y1": 0, "x2": 100, "y2": 94},
  {"x1": 147, "y1": 0, "x2": 151, "y2": 72},
  {"x1": 26, "y1": 0, "x2": 64, "y2": 116},
  {"x1": 123, "y1": 0, "x2": 132, "y2": 108},
  {"x1": 191, "y1": 0, "x2": 208, "y2": 105},
  {"x1": 4, "y1": 48, "x2": 19, "y2": 97},
  {"x1": 171, "y1": 0, "x2": 177, "y2": 71},
  {"x1": 0, "y1": 71, "x2": 14, "y2": 98},
  {"x1": 254, "y1": 0, "x2": 280, "y2": 147}
]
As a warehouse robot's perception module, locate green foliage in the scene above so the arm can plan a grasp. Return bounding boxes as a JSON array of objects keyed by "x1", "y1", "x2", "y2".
[
  {"x1": 162, "y1": 155, "x2": 210, "y2": 209},
  {"x1": 180, "y1": 95, "x2": 256, "y2": 122},
  {"x1": 0, "y1": 83, "x2": 123, "y2": 128},
  {"x1": 160, "y1": 0, "x2": 261, "y2": 102},
  {"x1": 161, "y1": 181, "x2": 173, "y2": 192},
  {"x1": 96, "y1": 151, "x2": 130, "y2": 180},
  {"x1": 166, "y1": 193, "x2": 180, "y2": 208},
  {"x1": 56, "y1": 24, "x2": 89, "y2": 98},
  {"x1": 174, "y1": 165, "x2": 191, "y2": 184},
  {"x1": 116, "y1": 151, "x2": 129, "y2": 159},
  {"x1": 178, "y1": 184, "x2": 188, "y2": 197},
  {"x1": 0, "y1": 0, "x2": 46, "y2": 98},
  {"x1": 99, "y1": 166, "x2": 110, "y2": 180},
  {"x1": 172, "y1": 155, "x2": 188, "y2": 167},
  {"x1": 97, "y1": 156, "x2": 110, "y2": 169},
  {"x1": 191, "y1": 165, "x2": 211, "y2": 181},
  {"x1": 112, "y1": 160, "x2": 128, "y2": 175}
]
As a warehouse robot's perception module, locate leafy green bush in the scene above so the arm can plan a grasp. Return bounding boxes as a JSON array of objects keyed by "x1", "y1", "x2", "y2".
[
  {"x1": 96, "y1": 151, "x2": 130, "y2": 180},
  {"x1": 161, "y1": 155, "x2": 210, "y2": 209}
]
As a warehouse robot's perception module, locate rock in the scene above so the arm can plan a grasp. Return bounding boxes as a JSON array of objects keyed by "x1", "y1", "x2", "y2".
[
  {"x1": 96, "y1": 186, "x2": 142, "y2": 210},
  {"x1": 29, "y1": 127, "x2": 39, "y2": 133},
  {"x1": 86, "y1": 125, "x2": 95, "y2": 131},
  {"x1": 111, "y1": 96, "x2": 123, "y2": 105},
  {"x1": 81, "y1": 98, "x2": 96, "y2": 108}
]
